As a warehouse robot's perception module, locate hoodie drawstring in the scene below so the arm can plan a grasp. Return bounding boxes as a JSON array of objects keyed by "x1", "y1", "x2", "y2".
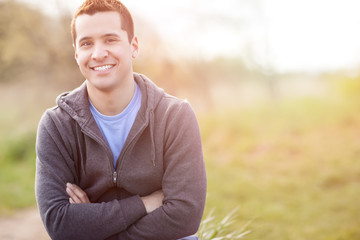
[{"x1": 149, "y1": 110, "x2": 156, "y2": 166}]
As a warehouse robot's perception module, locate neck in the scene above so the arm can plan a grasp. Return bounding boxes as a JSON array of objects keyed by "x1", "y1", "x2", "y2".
[{"x1": 87, "y1": 76, "x2": 136, "y2": 116}]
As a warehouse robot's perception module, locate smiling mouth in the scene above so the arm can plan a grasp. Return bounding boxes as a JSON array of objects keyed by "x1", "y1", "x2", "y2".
[{"x1": 91, "y1": 64, "x2": 115, "y2": 72}]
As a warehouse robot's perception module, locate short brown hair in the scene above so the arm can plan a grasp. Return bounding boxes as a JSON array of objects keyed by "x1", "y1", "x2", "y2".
[{"x1": 71, "y1": 0, "x2": 134, "y2": 46}]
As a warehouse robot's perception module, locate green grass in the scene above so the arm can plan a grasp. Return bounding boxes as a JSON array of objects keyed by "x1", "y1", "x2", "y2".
[
  {"x1": 0, "y1": 132, "x2": 37, "y2": 215},
  {"x1": 200, "y1": 96, "x2": 360, "y2": 239},
  {"x1": 197, "y1": 208, "x2": 251, "y2": 239}
]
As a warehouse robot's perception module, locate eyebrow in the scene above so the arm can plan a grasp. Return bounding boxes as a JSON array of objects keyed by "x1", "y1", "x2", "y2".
[
  {"x1": 78, "y1": 33, "x2": 121, "y2": 43},
  {"x1": 103, "y1": 33, "x2": 121, "y2": 38}
]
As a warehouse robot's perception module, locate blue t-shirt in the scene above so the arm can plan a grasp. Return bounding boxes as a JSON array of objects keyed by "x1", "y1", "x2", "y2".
[{"x1": 89, "y1": 83, "x2": 142, "y2": 169}]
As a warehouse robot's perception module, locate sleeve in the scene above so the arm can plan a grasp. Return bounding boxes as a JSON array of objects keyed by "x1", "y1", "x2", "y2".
[
  {"x1": 35, "y1": 111, "x2": 147, "y2": 240},
  {"x1": 113, "y1": 101, "x2": 207, "y2": 240}
]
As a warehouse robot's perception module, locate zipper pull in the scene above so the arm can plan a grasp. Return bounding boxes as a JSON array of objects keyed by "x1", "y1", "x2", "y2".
[{"x1": 113, "y1": 171, "x2": 117, "y2": 184}]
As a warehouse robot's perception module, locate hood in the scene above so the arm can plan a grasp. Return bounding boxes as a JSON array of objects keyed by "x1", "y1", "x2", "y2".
[
  {"x1": 56, "y1": 73, "x2": 164, "y2": 123},
  {"x1": 56, "y1": 73, "x2": 165, "y2": 166}
]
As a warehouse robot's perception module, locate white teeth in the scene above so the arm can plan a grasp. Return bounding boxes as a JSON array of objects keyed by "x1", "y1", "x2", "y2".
[{"x1": 93, "y1": 65, "x2": 113, "y2": 71}]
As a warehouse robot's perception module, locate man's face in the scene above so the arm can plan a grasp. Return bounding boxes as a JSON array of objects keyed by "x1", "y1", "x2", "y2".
[{"x1": 74, "y1": 11, "x2": 138, "y2": 92}]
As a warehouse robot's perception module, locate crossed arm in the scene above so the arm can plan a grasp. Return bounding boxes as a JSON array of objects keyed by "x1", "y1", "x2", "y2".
[
  {"x1": 66, "y1": 183, "x2": 164, "y2": 214},
  {"x1": 37, "y1": 103, "x2": 206, "y2": 240}
]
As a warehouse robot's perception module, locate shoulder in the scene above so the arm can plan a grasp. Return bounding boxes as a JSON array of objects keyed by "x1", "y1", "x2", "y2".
[
  {"x1": 38, "y1": 82, "x2": 88, "y2": 130},
  {"x1": 135, "y1": 72, "x2": 198, "y2": 122},
  {"x1": 38, "y1": 106, "x2": 70, "y2": 127},
  {"x1": 37, "y1": 104, "x2": 76, "y2": 140},
  {"x1": 155, "y1": 93, "x2": 199, "y2": 131},
  {"x1": 159, "y1": 92, "x2": 195, "y2": 115}
]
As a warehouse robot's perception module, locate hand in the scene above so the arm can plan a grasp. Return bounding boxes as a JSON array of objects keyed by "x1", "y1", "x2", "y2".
[
  {"x1": 66, "y1": 183, "x2": 91, "y2": 204},
  {"x1": 141, "y1": 190, "x2": 164, "y2": 214}
]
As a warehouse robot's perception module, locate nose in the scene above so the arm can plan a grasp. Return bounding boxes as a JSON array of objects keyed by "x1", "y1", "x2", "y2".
[{"x1": 91, "y1": 43, "x2": 108, "y2": 61}]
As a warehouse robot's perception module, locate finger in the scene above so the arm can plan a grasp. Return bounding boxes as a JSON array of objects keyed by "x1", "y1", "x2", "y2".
[
  {"x1": 69, "y1": 197, "x2": 75, "y2": 204},
  {"x1": 70, "y1": 184, "x2": 90, "y2": 203},
  {"x1": 67, "y1": 183, "x2": 90, "y2": 203},
  {"x1": 66, "y1": 186, "x2": 81, "y2": 203}
]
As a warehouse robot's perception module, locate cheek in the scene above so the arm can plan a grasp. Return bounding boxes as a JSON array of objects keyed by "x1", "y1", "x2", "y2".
[
  {"x1": 76, "y1": 54, "x2": 89, "y2": 67},
  {"x1": 110, "y1": 45, "x2": 131, "y2": 60},
  {"x1": 111, "y1": 48, "x2": 125, "y2": 59},
  {"x1": 75, "y1": 54, "x2": 90, "y2": 77}
]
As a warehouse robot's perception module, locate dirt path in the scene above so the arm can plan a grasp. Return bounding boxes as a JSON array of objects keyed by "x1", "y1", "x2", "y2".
[{"x1": 0, "y1": 208, "x2": 49, "y2": 240}]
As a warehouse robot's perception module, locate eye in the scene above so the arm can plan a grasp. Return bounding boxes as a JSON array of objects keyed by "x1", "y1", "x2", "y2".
[
  {"x1": 106, "y1": 38, "x2": 119, "y2": 43},
  {"x1": 80, "y1": 41, "x2": 92, "y2": 47}
]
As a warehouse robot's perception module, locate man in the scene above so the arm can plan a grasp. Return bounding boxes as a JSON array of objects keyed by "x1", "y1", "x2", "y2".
[{"x1": 35, "y1": 0, "x2": 207, "y2": 239}]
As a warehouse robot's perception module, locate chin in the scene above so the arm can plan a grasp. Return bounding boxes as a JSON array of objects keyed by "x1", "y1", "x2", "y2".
[{"x1": 87, "y1": 79, "x2": 117, "y2": 92}]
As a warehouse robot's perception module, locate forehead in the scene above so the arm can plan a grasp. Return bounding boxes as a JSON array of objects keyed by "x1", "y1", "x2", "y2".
[{"x1": 75, "y1": 11, "x2": 124, "y2": 40}]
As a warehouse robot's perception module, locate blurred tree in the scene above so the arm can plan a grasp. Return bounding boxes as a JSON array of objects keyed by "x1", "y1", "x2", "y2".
[
  {"x1": 0, "y1": 0, "x2": 259, "y2": 111},
  {"x1": 0, "y1": 0, "x2": 81, "y2": 85},
  {"x1": 0, "y1": 0, "x2": 48, "y2": 82}
]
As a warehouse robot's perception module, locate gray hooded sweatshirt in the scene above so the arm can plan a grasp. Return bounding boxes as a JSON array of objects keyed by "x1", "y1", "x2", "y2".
[{"x1": 35, "y1": 73, "x2": 207, "y2": 240}]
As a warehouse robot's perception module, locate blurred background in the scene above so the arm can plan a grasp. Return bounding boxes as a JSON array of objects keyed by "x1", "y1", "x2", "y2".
[{"x1": 1, "y1": 0, "x2": 360, "y2": 239}]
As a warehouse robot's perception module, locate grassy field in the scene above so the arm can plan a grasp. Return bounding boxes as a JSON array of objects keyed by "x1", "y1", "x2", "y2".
[
  {"x1": 200, "y1": 96, "x2": 360, "y2": 239},
  {"x1": 1, "y1": 82, "x2": 360, "y2": 239}
]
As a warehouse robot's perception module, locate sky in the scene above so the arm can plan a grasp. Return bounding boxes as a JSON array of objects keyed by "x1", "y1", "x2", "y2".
[{"x1": 18, "y1": 0, "x2": 360, "y2": 73}]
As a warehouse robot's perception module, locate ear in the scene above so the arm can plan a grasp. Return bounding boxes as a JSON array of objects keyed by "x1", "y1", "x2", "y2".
[
  {"x1": 74, "y1": 53, "x2": 80, "y2": 66},
  {"x1": 74, "y1": 44, "x2": 79, "y2": 65},
  {"x1": 131, "y1": 36, "x2": 139, "y2": 59}
]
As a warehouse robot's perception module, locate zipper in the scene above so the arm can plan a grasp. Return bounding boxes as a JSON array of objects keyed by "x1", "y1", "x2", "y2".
[
  {"x1": 113, "y1": 171, "x2": 117, "y2": 184},
  {"x1": 81, "y1": 129, "x2": 118, "y2": 187},
  {"x1": 83, "y1": 111, "x2": 149, "y2": 188}
]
